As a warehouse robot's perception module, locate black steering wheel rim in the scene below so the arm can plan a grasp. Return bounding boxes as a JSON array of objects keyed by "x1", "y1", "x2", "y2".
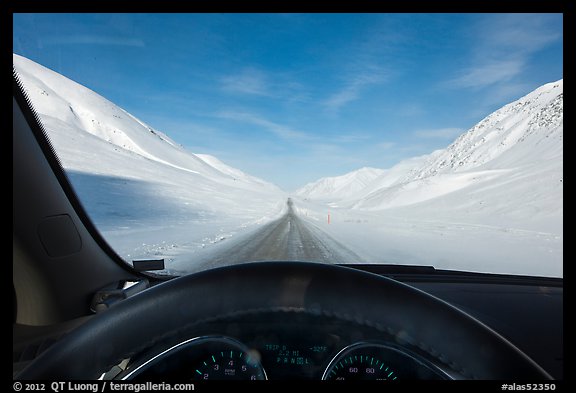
[{"x1": 17, "y1": 261, "x2": 552, "y2": 380}]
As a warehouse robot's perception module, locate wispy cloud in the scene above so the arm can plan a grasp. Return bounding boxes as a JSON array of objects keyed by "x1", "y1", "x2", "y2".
[
  {"x1": 448, "y1": 59, "x2": 523, "y2": 89},
  {"x1": 447, "y1": 14, "x2": 561, "y2": 89},
  {"x1": 216, "y1": 111, "x2": 312, "y2": 141},
  {"x1": 398, "y1": 104, "x2": 426, "y2": 118},
  {"x1": 333, "y1": 134, "x2": 373, "y2": 144},
  {"x1": 220, "y1": 68, "x2": 270, "y2": 96},
  {"x1": 219, "y1": 67, "x2": 311, "y2": 104},
  {"x1": 323, "y1": 18, "x2": 402, "y2": 113},
  {"x1": 376, "y1": 141, "x2": 396, "y2": 150},
  {"x1": 42, "y1": 34, "x2": 145, "y2": 47},
  {"x1": 414, "y1": 128, "x2": 464, "y2": 140},
  {"x1": 479, "y1": 14, "x2": 561, "y2": 55},
  {"x1": 324, "y1": 67, "x2": 389, "y2": 111},
  {"x1": 485, "y1": 82, "x2": 534, "y2": 104}
]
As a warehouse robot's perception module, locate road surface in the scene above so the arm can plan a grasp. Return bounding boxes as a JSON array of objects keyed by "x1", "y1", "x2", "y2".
[{"x1": 195, "y1": 198, "x2": 361, "y2": 270}]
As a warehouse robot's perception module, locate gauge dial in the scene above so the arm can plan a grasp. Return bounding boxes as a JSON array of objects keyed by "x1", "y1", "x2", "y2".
[
  {"x1": 193, "y1": 347, "x2": 265, "y2": 380},
  {"x1": 124, "y1": 336, "x2": 267, "y2": 380},
  {"x1": 322, "y1": 342, "x2": 445, "y2": 380},
  {"x1": 323, "y1": 353, "x2": 398, "y2": 380}
]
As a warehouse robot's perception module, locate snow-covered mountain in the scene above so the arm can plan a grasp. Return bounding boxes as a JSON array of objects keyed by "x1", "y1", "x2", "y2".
[
  {"x1": 295, "y1": 151, "x2": 446, "y2": 206},
  {"x1": 407, "y1": 80, "x2": 563, "y2": 179},
  {"x1": 297, "y1": 80, "x2": 562, "y2": 231},
  {"x1": 295, "y1": 167, "x2": 385, "y2": 201},
  {"x1": 13, "y1": 54, "x2": 286, "y2": 267},
  {"x1": 13, "y1": 54, "x2": 280, "y2": 194}
]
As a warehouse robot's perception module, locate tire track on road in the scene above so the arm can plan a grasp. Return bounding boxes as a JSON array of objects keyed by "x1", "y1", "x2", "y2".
[{"x1": 196, "y1": 198, "x2": 361, "y2": 269}]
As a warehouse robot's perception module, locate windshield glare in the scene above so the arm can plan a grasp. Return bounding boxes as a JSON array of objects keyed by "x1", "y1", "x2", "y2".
[{"x1": 12, "y1": 13, "x2": 563, "y2": 278}]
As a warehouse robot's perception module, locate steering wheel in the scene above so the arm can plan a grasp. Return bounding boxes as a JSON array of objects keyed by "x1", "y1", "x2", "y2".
[{"x1": 17, "y1": 262, "x2": 552, "y2": 380}]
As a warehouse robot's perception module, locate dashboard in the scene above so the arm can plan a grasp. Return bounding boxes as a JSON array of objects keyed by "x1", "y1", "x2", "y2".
[
  {"x1": 119, "y1": 312, "x2": 447, "y2": 380},
  {"x1": 108, "y1": 266, "x2": 562, "y2": 381},
  {"x1": 14, "y1": 262, "x2": 562, "y2": 380}
]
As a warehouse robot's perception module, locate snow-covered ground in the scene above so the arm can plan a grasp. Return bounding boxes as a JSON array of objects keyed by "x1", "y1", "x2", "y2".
[
  {"x1": 296, "y1": 81, "x2": 563, "y2": 277},
  {"x1": 14, "y1": 53, "x2": 562, "y2": 278},
  {"x1": 292, "y1": 198, "x2": 562, "y2": 277}
]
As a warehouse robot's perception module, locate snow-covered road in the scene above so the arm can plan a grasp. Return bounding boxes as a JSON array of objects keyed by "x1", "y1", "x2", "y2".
[{"x1": 190, "y1": 199, "x2": 362, "y2": 272}]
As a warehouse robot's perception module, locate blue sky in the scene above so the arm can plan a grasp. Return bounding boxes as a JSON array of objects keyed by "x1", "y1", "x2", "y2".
[{"x1": 13, "y1": 13, "x2": 563, "y2": 191}]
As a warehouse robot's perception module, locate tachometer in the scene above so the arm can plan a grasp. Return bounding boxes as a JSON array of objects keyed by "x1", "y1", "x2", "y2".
[
  {"x1": 123, "y1": 336, "x2": 267, "y2": 380},
  {"x1": 193, "y1": 346, "x2": 265, "y2": 380},
  {"x1": 322, "y1": 342, "x2": 446, "y2": 380}
]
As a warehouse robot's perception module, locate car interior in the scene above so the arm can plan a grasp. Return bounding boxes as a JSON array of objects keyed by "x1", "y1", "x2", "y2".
[{"x1": 13, "y1": 60, "x2": 563, "y2": 382}]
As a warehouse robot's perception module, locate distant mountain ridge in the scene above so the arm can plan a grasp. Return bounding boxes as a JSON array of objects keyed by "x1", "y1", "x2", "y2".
[{"x1": 295, "y1": 167, "x2": 386, "y2": 201}]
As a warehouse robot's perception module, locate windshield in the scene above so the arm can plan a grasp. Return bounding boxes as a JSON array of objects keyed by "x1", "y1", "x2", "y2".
[{"x1": 12, "y1": 13, "x2": 563, "y2": 278}]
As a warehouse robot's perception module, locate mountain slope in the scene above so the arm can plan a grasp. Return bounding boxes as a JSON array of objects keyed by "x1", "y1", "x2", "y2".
[
  {"x1": 13, "y1": 54, "x2": 281, "y2": 193},
  {"x1": 355, "y1": 81, "x2": 562, "y2": 220},
  {"x1": 409, "y1": 80, "x2": 563, "y2": 179},
  {"x1": 296, "y1": 80, "x2": 562, "y2": 233}
]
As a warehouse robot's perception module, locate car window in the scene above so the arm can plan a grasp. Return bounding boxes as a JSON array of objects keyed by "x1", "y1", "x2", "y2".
[{"x1": 12, "y1": 13, "x2": 563, "y2": 278}]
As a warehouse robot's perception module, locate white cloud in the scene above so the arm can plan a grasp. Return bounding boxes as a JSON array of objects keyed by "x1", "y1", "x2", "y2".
[
  {"x1": 398, "y1": 104, "x2": 426, "y2": 117},
  {"x1": 220, "y1": 68, "x2": 270, "y2": 96},
  {"x1": 219, "y1": 68, "x2": 312, "y2": 104},
  {"x1": 333, "y1": 134, "x2": 373, "y2": 144},
  {"x1": 447, "y1": 14, "x2": 561, "y2": 90},
  {"x1": 448, "y1": 59, "x2": 523, "y2": 88},
  {"x1": 480, "y1": 14, "x2": 561, "y2": 55},
  {"x1": 414, "y1": 128, "x2": 464, "y2": 140},
  {"x1": 324, "y1": 86, "x2": 361, "y2": 111},
  {"x1": 216, "y1": 111, "x2": 312, "y2": 141},
  {"x1": 43, "y1": 34, "x2": 145, "y2": 47},
  {"x1": 324, "y1": 66, "x2": 389, "y2": 111},
  {"x1": 484, "y1": 82, "x2": 534, "y2": 105},
  {"x1": 322, "y1": 21, "x2": 398, "y2": 113},
  {"x1": 376, "y1": 141, "x2": 396, "y2": 150}
]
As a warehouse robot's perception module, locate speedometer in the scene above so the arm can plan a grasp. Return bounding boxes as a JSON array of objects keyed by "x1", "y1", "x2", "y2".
[
  {"x1": 123, "y1": 336, "x2": 267, "y2": 380},
  {"x1": 323, "y1": 353, "x2": 398, "y2": 380},
  {"x1": 322, "y1": 342, "x2": 447, "y2": 380}
]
